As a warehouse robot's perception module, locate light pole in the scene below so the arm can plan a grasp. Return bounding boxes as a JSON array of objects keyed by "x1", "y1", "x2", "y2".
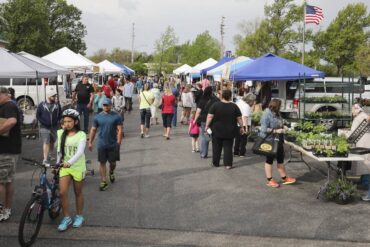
[
  {"x1": 220, "y1": 16, "x2": 225, "y2": 59},
  {"x1": 131, "y1": 22, "x2": 135, "y2": 64}
]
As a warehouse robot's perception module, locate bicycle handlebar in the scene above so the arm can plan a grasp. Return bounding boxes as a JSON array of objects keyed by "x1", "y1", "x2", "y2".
[
  {"x1": 22, "y1": 157, "x2": 41, "y2": 165},
  {"x1": 21, "y1": 157, "x2": 59, "y2": 169}
]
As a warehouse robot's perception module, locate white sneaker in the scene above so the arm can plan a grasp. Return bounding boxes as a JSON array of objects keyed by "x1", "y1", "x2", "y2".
[
  {"x1": 0, "y1": 208, "x2": 11, "y2": 222},
  {"x1": 144, "y1": 134, "x2": 150, "y2": 138},
  {"x1": 42, "y1": 160, "x2": 50, "y2": 167}
]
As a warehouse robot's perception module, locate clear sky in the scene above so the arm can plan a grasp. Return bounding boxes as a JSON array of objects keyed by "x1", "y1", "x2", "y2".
[{"x1": 2, "y1": 0, "x2": 369, "y2": 55}]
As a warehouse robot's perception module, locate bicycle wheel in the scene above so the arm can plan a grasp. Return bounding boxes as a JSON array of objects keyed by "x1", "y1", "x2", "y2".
[
  {"x1": 48, "y1": 188, "x2": 61, "y2": 219},
  {"x1": 18, "y1": 195, "x2": 44, "y2": 247}
]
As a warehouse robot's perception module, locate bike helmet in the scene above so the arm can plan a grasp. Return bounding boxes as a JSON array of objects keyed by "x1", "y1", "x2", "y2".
[{"x1": 62, "y1": 109, "x2": 80, "y2": 120}]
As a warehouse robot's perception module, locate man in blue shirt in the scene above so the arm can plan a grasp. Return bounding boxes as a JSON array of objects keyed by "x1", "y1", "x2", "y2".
[
  {"x1": 88, "y1": 98, "x2": 123, "y2": 191},
  {"x1": 136, "y1": 77, "x2": 143, "y2": 94}
]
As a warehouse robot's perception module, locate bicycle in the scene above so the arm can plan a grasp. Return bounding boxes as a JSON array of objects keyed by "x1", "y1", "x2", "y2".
[{"x1": 18, "y1": 157, "x2": 61, "y2": 247}]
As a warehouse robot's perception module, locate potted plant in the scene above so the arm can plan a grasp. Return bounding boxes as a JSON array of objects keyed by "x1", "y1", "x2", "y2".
[
  {"x1": 285, "y1": 130, "x2": 299, "y2": 142},
  {"x1": 312, "y1": 124, "x2": 326, "y2": 134},
  {"x1": 323, "y1": 148, "x2": 335, "y2": 157},
  {"x1": 252, "y1": 111, "x2": 263, "y2": 126},
  {"x1": 336, "y1": 137, "x2": 349, "y2": 157},
  {"x1": 323, "y1": 178, "x2": 358, "y2": 204}
]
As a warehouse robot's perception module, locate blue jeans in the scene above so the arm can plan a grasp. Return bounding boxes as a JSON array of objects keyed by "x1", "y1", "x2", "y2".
[
  {"x1": 200, "y1": 122, "x2": 211, "y2": 158},
  {"x1": 77, "y1": 103, "x2": 89, "y2": 133},
  {"x1": 172, "y1": 106, "x2": 178, "y2": 127}
]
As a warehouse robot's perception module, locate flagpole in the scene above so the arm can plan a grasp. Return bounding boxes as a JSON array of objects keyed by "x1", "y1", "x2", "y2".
[{"x1": 302, "y1": 0, "x2": 306, "y2": 65}]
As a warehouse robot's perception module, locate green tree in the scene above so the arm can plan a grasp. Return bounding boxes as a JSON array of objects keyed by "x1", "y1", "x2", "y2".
[
  {"x1": 0, "y1": 0, "x2": 86, "y2": 56},
  {"x1": 235, "y1": 0, "x2": 303, "y2": 57},
  {"x1": 89, "y1": 48, "x2": 110, "y2": 63},
  {"x1": 47, "y1": 0, "x2": 87, "y2": 55},
  {"x1": 355, "y1": 42, "x2": 370, "y2": 76},
  {"x1": 0, "y1": 0, "x2": 50, "y2": 55},
  {"x1": 314, "y1": 3, "x2": 370, "y2": 75},
  {"x1": 129, "y1": 62, "x2": 148, "y2": 76},
  {"x1": 108, "y1": 48, "x2": 132, "y2": 64},
  {"x1": 154, "y1": 26, "x2": 178, "y2": 74},
  {"x1": 181, "y1": 31, "x2": 220, "y2": 65}
]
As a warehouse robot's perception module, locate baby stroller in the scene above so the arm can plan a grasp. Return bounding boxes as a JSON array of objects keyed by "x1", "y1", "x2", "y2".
[{"x1": 85, "y1": 159, "x2": 95, "y2": 176}]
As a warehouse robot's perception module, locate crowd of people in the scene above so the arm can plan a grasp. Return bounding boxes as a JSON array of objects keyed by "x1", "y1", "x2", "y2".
[
  {"x1": 5, "y1": 74, "x2": 370, "y2": 233},
  {"x1": 0, "y1": 76, "x2": 297, "y2": 228}
]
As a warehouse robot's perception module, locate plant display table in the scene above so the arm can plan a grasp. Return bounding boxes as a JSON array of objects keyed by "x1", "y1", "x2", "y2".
[{"x1": 285, "y1": 141, "x2": 364, "y2": 199}]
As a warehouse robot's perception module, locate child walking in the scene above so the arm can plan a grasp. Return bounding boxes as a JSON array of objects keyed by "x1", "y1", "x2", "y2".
[
  {"x1": 93, "y1": 88, "x2": 106, "y2": 114},
  {"x1": 188, "y1": 111, "x2": 200, "y2": 152},
  {"x1": 112, "y1": 89, "x2": 125, "y2": 120},
  {"x1": 57, "y1": 109, "x2": 87, "y2": 232}
]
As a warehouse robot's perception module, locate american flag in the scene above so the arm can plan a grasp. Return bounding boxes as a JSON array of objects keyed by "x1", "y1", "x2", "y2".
[{"x1": 305, "y1": 5, "x2": 324, "y2": 25}]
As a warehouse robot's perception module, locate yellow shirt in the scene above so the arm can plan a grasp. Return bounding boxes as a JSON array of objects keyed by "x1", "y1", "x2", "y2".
[{"x1": 139, "y1": 91, "x2": 154, "y2": 109}]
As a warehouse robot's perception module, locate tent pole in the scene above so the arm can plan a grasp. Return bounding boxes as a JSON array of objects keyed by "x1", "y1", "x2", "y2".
[{"x1": 24, "y1": 78, "x2": 28, "y2": 112}]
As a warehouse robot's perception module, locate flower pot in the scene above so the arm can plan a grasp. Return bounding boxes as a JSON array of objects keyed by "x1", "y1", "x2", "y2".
[
  {"x1": 336, "y1": 152, "x2": 348, "y2": 157},
  {"x1": 285, "y1": 136, "x2": 296, "y2": 142},
  {"x1": 335, "y1": 196, "x2": 353, "y2": 205}
]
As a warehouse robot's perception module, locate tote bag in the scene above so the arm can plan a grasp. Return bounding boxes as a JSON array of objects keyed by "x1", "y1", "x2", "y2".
[{"x1": 252, "y1": 132, "x2": 279, "y2": 157}]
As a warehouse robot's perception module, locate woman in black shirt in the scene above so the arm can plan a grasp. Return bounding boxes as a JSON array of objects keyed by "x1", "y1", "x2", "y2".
[
  {"x1": 206, "y1": 89, "x2": 244, "y2": 169},
  {"x1": 194, "y1": 87, "x2": 219, "y2": 159}
]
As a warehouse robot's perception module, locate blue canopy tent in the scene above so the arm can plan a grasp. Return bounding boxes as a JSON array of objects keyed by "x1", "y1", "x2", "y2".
[
  {"x1": 232, "y1": 53, "x2": 325, "y2": 81},
  {"x1": 113, "y1": 62, "x2": 135, "y2": 76},
  {"x1": 200, "y1": 56, "x2": 233, "y2": 75}
]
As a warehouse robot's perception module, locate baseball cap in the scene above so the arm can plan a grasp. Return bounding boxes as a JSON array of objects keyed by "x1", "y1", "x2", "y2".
[
  {"x1": 0, "y1": 87, "x2": 9, "y2": 95},
  {"x1": 102, "y1": 98, "x2": 112, "y2": 105},
  {"x1": 46, "y1": 91, "x2": 57, "y2": 98}
]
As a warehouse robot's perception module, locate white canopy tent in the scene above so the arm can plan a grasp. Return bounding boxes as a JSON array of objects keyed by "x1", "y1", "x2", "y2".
[
  {"x1": 42, "y1": 47, "x2": 93, "y2": 71},
  {"x1": 222, "y1": 56, "x2": 253, "y2": 80},
  {"x1": 184, "y1": 58, "x2": 217, "y2": 76},
  {"x1": 173, "y1": 64, "x2": 192, "y2": 75},
  {"x1": 0, "y1": 48, "x2": 61, "y2": 115},
  {"x1": 18, "y1": 51, "x2": 70, "y2": 75},
  {"x1": 98, "y1": 60, "x2": 123, "y2": 74},
  {"x1": 77, "y1": 53, "x2": 99, "y2": 73},
  {"x1": 0, "y1": 48, "x2": 57, "y2": 78}
]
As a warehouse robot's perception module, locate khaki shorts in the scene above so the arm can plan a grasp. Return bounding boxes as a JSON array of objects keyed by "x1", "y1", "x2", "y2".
[
  {"x1": 0, "y1": 154, "x2": 18, "y2": 183},
  {"x1": 40, "y1": 127, "x2": 57, "y2": 144}
]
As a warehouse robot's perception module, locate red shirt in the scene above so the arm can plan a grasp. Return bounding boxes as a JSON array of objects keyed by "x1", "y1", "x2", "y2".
[
  {"x1": 102, "y1": 84, "x2": 112, "y2": 98},
  {"x1": 162, "y1": 95, "x2": 176, "y2": 114},
  {"x1": 108, "y1": 79, "x2": 116, "y2": 91}
]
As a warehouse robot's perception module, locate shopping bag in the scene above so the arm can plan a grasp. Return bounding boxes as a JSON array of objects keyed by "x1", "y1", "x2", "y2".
[{"x1": 252, "y1": 133, "x2": 278, "y2": 157}]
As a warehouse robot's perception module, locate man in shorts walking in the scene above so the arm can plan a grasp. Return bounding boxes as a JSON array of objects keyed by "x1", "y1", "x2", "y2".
[
  {"x1": 88, "y1": 98, "x2": 123, "y2": 191},
  {"x1": 73, "y1": 76, "x2": 94, "y2": 134},
  {"x1": 36, "y1": 91, "x2": 62, "y2": 166},
  {"x1": 0, "y1": 87, "x2": 21, "y2": 221}
]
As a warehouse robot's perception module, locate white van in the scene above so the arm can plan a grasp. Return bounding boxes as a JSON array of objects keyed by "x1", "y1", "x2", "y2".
[
  {"x1": 292, "y1": 77, "x2": 368, "y2": 114},
  {"x1": 0, "y1": 76, "x2": 70, "y2": 110}
]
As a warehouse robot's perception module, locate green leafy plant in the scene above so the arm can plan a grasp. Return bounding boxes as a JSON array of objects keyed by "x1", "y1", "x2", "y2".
[
  {"x1": 323, "y1": 178, "x2": 358, "y2": 204},
  {"x1": 312, "y1": 124, "x2": 327, "y2": 134},
  {"x1": 302, "y1": 96, "x2": 347, "y2": 103},
  {"x1": 252, "y1": 111, "x2": 263, "y2": 126},
  {"x1": 286, "y1": 130, "x2": 299, "y2": 142},
  {"x1": 323, "y1": 149, "x2": 335, "y2": 157},
  {"x1": 304, "y1": 111, "x2": 351, "y2": 119},
  {"x1": 295, "y1": 121, "x2": 315, "y2": 132},
  {"x1": 335, "y1": 136, "x2": 349, "y2": 154}
]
